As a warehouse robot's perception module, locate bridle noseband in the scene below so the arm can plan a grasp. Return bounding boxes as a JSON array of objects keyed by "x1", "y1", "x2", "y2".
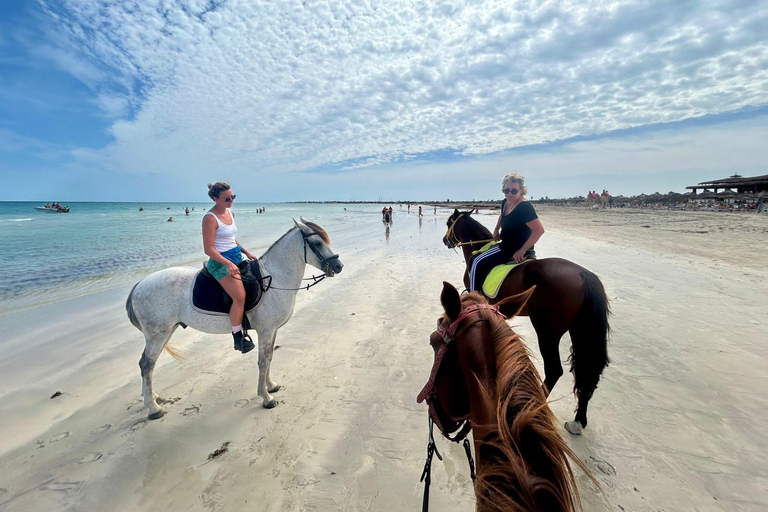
[{"x1": 417, "y1": 303, "x2": 506, "y2": 512}]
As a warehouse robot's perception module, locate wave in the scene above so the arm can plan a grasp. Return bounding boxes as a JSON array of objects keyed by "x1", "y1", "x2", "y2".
[{"x1": 0, "y1": 218, "x2": 34, "y2": 222}]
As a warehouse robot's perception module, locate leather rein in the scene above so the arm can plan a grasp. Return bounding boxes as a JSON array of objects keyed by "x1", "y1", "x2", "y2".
[{"x1": 416, "y1": 303, "x2": 507, "y2": 512}]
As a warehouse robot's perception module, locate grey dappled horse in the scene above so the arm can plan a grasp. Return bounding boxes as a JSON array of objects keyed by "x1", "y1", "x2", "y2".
[{"x1": 126, "y1": 218, "x2": 343, "y2": 419}]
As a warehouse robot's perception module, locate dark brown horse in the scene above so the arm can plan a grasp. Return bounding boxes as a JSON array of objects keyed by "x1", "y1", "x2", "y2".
[
  {"x1": 419, "y1": 282, "x2": 593, "y2": 511},
  {"x1": 442, "y1": 210, "x2": 610, "y2": 434}
]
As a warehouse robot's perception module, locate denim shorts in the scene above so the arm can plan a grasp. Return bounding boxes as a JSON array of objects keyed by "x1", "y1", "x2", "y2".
[{"x1": 207, "y1": 246, "x2": 242, "y2": 281}]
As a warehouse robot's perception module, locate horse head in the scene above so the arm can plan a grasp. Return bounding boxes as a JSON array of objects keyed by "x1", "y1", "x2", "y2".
[
  {"x1": 293, "y1": 218, "x2": 344, "y2": 277},
  {"x1": 443, "y1": 209, "x2": 492, "y2": 250}
]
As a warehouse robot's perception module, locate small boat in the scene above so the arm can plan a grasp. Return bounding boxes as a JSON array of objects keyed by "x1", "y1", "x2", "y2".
[{"x1": 34, "y1": 206, "x2": 70, "y2": 213}]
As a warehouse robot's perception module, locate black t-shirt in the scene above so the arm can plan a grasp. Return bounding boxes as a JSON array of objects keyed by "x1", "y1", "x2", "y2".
[{"x1": 500, "y1": 200, "x2": 538, "y2": 256}]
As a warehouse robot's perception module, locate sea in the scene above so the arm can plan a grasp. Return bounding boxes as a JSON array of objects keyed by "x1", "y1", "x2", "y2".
[{"x1": 0, "y1": 201, "x2": 394, "y2": 316}]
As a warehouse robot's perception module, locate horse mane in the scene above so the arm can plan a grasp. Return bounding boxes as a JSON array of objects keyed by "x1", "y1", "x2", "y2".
[
  {"x1": 261, "y1": 221, "x2": 330, "y2": 259},
  {"x1": 458, "y1": 292, "x2": 592, "y2": 512},
  {"x1": 458, "y1": 211, "x2": 492, "y2": 240}
]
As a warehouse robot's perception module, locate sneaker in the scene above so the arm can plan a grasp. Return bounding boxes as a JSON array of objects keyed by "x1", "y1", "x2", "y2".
[{"x1": 233, "y1": 331, "x2": 255, "y2": 354}]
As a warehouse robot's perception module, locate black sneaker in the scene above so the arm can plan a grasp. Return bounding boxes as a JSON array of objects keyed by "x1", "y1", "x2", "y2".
[{"x1": 233, "y1": 331, "x2": 255, "y2": 354}]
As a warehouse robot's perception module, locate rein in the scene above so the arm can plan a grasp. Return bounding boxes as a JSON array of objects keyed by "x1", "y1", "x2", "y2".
[
  {"x1": 444, "y1": 213, "x2": 495, "y2": 248},
  {"x1": 417, "y1": 303, "x2": 506, "y2": 512}
]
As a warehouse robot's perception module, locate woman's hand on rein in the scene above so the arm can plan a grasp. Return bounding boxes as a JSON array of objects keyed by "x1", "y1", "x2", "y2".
[{"x1": 227, "y1": 262, "x2": 239, "y2": 277}]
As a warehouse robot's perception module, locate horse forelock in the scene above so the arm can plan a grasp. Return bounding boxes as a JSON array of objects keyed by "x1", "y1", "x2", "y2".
[
  {"x1": 459, "y1": 294, "x2": 587, "y2": 512},
  {"x1": 303, "y1": 221, "x2": 331, "y2": 244}
]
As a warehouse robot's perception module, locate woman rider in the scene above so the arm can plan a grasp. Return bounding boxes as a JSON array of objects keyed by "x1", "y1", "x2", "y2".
[
  {"x1": 203, "y1": 182, "x2": 259, "y2": 353},
  {"x1": 469, "y1": 173, "x2": 545, "y2": 292}
]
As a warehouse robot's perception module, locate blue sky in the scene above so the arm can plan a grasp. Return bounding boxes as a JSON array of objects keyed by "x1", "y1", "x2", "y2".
[{"x1": 1, "y1": 0, "x2": 767, "y2": 202}]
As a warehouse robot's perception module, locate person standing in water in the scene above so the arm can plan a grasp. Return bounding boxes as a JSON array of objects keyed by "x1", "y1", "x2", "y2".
[{"x1": 202, "y1": 182, "x2": 258, "y2": 354}]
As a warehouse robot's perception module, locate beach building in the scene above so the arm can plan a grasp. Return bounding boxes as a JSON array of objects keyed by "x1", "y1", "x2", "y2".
[{"x1": 685, "y1": 173, "x2": 768, "y2": 210}]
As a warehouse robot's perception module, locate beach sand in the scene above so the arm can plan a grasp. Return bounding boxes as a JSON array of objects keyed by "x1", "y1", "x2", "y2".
[{"x1": 0, "y1": 207, "x2": 766, "y2": 511}]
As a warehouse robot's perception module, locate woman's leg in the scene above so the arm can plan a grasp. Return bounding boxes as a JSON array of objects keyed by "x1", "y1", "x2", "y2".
[
  {"x1": 218, "y1": 275, "x2": 246, "y2": 328},
  {"x1": 469, "y1": 246, "x2": 508, "y2": 291}
]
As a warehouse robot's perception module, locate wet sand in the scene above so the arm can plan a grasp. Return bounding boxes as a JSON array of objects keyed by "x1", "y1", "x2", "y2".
[{"x1": 0, "y1": 207, "x2": 766, "y2": 511}]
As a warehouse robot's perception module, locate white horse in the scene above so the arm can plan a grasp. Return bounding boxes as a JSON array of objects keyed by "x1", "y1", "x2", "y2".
[{"x1": 126, "y1": 218, "x2": 343, "y2": 419}]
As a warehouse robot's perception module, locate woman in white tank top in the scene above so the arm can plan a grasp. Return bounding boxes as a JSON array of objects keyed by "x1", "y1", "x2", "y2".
[{"x1": 202, "y1": 182, "x2": 258, "y2": 354}]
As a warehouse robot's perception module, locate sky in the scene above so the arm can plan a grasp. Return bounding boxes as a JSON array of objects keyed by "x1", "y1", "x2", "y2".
[{"x1": 1, "y1": 0, "x2": 767, "y2": 202}]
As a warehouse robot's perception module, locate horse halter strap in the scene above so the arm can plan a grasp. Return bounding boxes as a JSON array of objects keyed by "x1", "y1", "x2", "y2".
[
  {"x1": 417, "y1": 303, "x2": 507, "y2": 440},
  {"x1": 418, "y1": 304, "x2": 504, "y2": 512}
]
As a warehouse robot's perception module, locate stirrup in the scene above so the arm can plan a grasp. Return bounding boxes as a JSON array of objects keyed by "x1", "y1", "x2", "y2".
[{"x1": 233, "y1": 331, "x2": 255, "y2": 354}]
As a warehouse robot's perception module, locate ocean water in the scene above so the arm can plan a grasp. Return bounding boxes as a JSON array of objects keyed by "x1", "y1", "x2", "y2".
[{"x1": 0, "y1": 201, "x2": 390, "y2": 315}]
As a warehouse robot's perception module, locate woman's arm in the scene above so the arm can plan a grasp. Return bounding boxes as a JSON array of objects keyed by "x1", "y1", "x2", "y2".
[
  {"x1": 512, "y1": 218, "x2": 545, "y2": 263},
  {"x1": 492, "y1": 212, "x2": 502, "y2": 240}
]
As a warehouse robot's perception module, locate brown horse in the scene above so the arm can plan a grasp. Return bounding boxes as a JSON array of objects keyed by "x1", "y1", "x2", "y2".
[
  {"x1": 419, "y1": 282, "x2": 593, "y2": 511},
  {"x1": 442, "y1": 210, "x2": 610, "y2": 434}
]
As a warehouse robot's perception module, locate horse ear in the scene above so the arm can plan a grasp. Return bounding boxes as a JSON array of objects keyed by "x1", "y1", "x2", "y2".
[
  {"x1": 453, "y1": 208, "x2": 460, "y2": 216},
  {"x1": 293, "y1": 218, "x2": 309, "y2": 232},
  {"x1": 440, "y1": 281, "x2": 462, "y2": 321},
  {"x1": 496, "y1": 285, "x2": 536, "y2": 319}
]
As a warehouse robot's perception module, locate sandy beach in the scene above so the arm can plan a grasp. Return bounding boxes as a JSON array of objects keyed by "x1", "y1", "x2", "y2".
[{"x1": 1, "y1": 206, "x2": 767, "y2": 511}]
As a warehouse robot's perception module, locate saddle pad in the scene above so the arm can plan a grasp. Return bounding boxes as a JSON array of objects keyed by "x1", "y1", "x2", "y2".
[
  {"x1": 472, "y1": 241, "x2": 499, "y2": 256},
  {"x1": 482, "y1": 262, "x2": 521, "y2": 299},
  {"x1": 192, "y1": 259, "x2": 265, "y2": 315}
]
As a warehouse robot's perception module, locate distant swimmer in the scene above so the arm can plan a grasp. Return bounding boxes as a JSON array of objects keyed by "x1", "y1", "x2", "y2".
[
  {"x1": 185, "y1": 207, "x2": 190, "y2": 216},
  {"x1": 167, "y1": 217, "x2": 173, "y2": 222},
  {"x1": 139, "y1": 207, "x2": 144, "y2": 211}
]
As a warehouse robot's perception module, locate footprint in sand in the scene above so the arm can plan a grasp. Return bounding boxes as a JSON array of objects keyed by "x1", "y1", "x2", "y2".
[
  {"x1": 77, "y1": 452, "x2": 103, "y2": 464},
  {"x1": 131, "y1": 420, "x2": 148, "y2": 431},
  {"x1": 42, "y1": 480, "x2": 83, "y2": 492},
  {"x1": 182, "y1": 405, "x2": 200, "y2": 416},
  {"x1": 234, "y1": 399, "x2": 249, "y2": 408},
  {"x1": 389, "y1": 369, "x2": 407, "y2": 382},
  {"x1": 589, "y1": 456, "x2": 616, "y2": 476},
  {"x1": 214, "y1": 387, "x2": 232, "y2": 398},
  {"x1": 49, "y1": 432, "x2": 70, "y2": 443},
  {"x1": 90, "y1": 424, "x2": 112, "y2": 436}
]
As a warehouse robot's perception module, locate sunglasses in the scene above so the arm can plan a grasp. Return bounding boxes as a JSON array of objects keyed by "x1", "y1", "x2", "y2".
[
  {"x1": 222, "y1": 194, "x2": 236, "y2": 203},
  {"x1": 503, "y1": 188, "x2": 520, "y2": 195}
]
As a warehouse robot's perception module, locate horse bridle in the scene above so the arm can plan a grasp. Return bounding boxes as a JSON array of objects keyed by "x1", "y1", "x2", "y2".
[
  {"x1": 416, "y1": 303, "x2": 507, "y2": 512},
  {"x1": 443, "y1": 213, "x2": 494, "y2": 249},
  {"x1": 301, "y1": 231, "x2": 340, "y2": 273}
]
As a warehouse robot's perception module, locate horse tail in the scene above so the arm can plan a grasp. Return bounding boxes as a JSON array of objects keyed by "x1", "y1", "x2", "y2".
[
  {"x1": 163, "y1": 342, "x2": 184, "y2": 360},
  {"x1": 126, "y1": 281, "x2": 142, "y2": 332},
  {"x1": 568, "y1": 269, "x2": 611, "y2": 404}
]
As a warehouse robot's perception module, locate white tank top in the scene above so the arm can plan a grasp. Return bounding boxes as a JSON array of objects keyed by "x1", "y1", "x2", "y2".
[{"x1": 205, "y1": 211, "x2": 238, "y2": 253}]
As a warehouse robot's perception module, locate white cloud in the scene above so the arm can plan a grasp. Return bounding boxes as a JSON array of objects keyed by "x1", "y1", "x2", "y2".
[{"x1": 39, "y1": 0, "x2": 768, "y2": 183}]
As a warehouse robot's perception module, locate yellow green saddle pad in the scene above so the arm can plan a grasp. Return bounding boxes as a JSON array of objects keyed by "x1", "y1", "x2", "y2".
[{"x1": 482, "y1": 263, "x2": 521, "y2": 299}]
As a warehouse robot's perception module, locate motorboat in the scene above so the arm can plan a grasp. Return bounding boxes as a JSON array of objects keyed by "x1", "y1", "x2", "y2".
[{"x1": 34, "y1": 205, "x2": 70, "y2": 213}]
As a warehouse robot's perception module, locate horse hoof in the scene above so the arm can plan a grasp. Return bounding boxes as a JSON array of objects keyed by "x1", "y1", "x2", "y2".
[
  {"x1": 148, "y1": 410, "x2": 165, "y2": 420},
  {"x1": 263, "y1": 399, "x2": 278, "y2": 409},
  {"x1": 268, "y1": 384, "x2": 281, "y2": 393},
  {"x1": 564, "y1": 421, "x2": 583, "y2": 435}
]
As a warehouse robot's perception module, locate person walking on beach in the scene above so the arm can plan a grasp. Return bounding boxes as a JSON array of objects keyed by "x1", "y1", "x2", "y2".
[
  {"x1": 418, "y1": 206, "x2": 423, "y2": 217},
  {"x1": 203, "y1": 182, "x2": 258, "y2": 354},
  {"x1": 469, "y1": 173, "x2": 545, "y2": 292}
]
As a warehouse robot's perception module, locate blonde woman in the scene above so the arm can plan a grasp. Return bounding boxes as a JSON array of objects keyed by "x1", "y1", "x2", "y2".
[{"x1": 469, "y1": 173, "x2": 545, "y2": 292}]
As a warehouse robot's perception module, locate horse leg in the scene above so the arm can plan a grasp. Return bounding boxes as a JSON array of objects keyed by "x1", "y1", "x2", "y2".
[
  {"x1": 265, "y1": 331, "x2": 281, "y2": 393},
  {"x1": 256, "y1": 327, "x2": 278, "y2": 408},
  {"x1": 530, "y1": 317, "x2": 566, "y2": 397},
  {"x1": 139, "y1": 326, "x2": 176, "y2": 420}
]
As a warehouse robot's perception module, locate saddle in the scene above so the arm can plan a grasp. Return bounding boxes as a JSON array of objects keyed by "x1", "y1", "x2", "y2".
[{"x1": 192, "y1": 259, "x2": 269, "y2": 326}]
